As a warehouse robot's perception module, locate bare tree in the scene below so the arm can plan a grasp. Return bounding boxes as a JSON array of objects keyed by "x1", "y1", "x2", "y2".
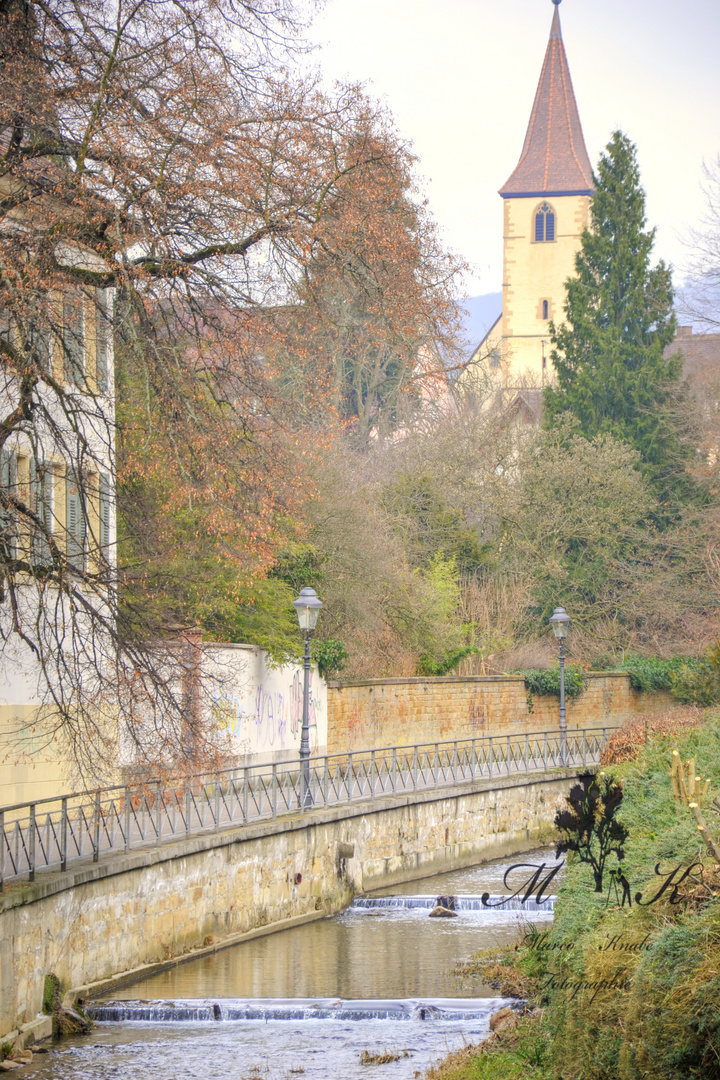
[
  {"x1": 0, "y1": 0, "x2": 464, "y2": 781},
  {"x1": 681, "y1": 156, "x2": 720, "y2": 332}
]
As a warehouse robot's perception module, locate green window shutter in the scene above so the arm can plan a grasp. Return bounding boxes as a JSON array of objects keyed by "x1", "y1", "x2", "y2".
[
  {"x1": 62, "y1": 293, "x2": 84, "y2": 386},
  {"x1": 31, "y1": 459, "x2": 53, "y2": 567},
  {"x1": 99, "y1": 472, "x2": 110, "y2": 555},
  {"x1": 66, "y1": 473, "x2": 86, "y2": 571},
  {"x1": 0, "y1": 310, "x2": 12, "y2": 348},
  {"x1": 95, "y1": 289, "x2": 109, "y2": 393},
  {"x1": 29, "y1": 319, "x2": 51, "y2": 373},
  {"x1": 0, "y1": 451, "x2": 17, "y2": 558}
]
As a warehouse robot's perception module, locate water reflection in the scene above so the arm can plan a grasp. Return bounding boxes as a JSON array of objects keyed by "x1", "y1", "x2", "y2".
[
  {"x1": 109, "y1": 847, "x2": 561, "y2": 1001},
  {"x1": 27, "y1": 848, "x2": 562, "y2": 1080}
]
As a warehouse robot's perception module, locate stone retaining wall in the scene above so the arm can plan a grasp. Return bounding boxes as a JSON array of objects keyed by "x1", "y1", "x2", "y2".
[
  {"x1": 326, "y1": 672, "x2": 671, "y2": 752},
  {"x1": 1, "y1": 769, "x2": 582, "y2": 1037}
]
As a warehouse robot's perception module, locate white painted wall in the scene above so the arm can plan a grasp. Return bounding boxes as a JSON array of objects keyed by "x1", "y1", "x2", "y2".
[{"x1": 203, "y1": 644, "x2": 328, "y2": 766}]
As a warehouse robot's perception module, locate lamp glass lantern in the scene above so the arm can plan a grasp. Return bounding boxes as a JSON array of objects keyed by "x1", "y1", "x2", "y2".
[
  {"x1": 549, "y1": 606, "x2": 571, "y2": 639},
  {"x1": 293, "y1": 587, "x2": 323, "y2": 632}
]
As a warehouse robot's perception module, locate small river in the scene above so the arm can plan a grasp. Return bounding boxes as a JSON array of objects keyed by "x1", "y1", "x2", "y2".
[{"x1": 30, "y1": 847, "x2": 561, "y2": 1080}]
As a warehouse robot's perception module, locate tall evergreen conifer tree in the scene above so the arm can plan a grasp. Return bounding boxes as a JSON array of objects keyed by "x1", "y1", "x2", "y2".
[{"x1": 544, "y1": 131, "x2": 695, "y2": 506}]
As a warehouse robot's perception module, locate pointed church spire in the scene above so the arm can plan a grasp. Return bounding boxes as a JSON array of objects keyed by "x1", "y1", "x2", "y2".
[{"x1": 499, "y1": 0, "x2": 594, "y2": 198}]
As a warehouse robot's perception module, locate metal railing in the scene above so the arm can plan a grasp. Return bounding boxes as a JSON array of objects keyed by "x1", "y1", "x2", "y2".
[{"x1": 0, "y1": 726, "x2": 608, "y2": 888}]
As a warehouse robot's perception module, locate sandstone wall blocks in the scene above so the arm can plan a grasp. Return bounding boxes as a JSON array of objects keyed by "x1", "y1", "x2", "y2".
[{"x1": 1, "y1": 769, "x2": 587, "y2": 1039}]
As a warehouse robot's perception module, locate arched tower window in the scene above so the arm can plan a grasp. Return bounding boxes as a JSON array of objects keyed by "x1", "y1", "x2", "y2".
[
  {"x1": 542, "y1": 299, "x2": 549, "y2": 320},
  {"x1": 534, "y1": 202, "x2": 555, "y2": 242}
]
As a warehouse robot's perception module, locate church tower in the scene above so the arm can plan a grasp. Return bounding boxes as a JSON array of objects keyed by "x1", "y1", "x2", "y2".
[{"x1": 485, "y1": 0, "x2": 594, "y2": 385}]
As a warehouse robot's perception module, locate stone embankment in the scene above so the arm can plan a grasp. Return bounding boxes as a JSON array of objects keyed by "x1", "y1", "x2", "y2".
[{"x1": 1, "y1": 767, "x2": 584, "y2": 1042}]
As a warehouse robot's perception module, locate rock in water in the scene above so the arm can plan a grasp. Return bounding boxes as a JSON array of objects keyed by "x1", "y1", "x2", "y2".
[
  {"x1": 8, "y1": 1051, "x2": 32, "y2": 1064},
  {"x1": 56, "y1": 1006, "x2": 92, "y2": 1036},
  {"x1": 428, "y1": 905, "x2": 458, "y2": 918},
  {"x1": 489, "y1": 1006, "x2": 518, "y2": 1033}
]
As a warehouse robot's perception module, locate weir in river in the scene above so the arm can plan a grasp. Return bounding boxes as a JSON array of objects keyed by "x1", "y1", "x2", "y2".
[{"x1": 30, "y1": 848, "x2": 563, "y2": 1080}]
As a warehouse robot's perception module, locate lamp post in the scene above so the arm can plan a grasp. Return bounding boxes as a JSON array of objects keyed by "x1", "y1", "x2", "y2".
[
  {"x1": 549, "y1": 606, "x2": 571, "y2": 766},
  {"x1": 293, "y1": 587, "x2": 322, "y2": 807}
]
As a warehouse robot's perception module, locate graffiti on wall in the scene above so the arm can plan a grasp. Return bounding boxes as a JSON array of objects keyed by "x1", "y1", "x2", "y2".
[{"x1": 212, "y1": 669, "x2": 324, "y2": 754}]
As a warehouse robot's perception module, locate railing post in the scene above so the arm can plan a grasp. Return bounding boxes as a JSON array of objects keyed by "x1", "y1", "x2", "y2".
[
  {"x1": 28, "y1": 804, "x2": 36, "y2": 881},
  {"x1": 272, "y1": 764, "x2": 278, "y2": 818},
  {"x1": 155, "y1": 781, "x2": 162, "y2": 846},
  {"x1": 413, "y1": 745, "x2": 418, "y2": 791},
  {"x1": 583, "y1": 730, "x2": 587, "y2": 767},
  {"x1": 453, "y1": 741, "x2": 458, "y2": 781},
  {"x1": 471, "y1": 738, "x2": 476, "y2": 779},
  {"x1": 370, "y1": 751, "x2": 376, "y2": 799},
  {"x1": 506, "y1": 735, "x2": 511, "y2": 775},
  {"x1": 543, "y1": 731, "x2": 548, "y2": 770},
  {"x1": 488, "y1": 737, "x2": 493, "y2": 779},
  {"x1": 392, "y1": 748, "x2": 397, "y2": 793},
  {"x1": 347, "y1": 753, "x2": 353, "y2": 802},
  {"x1": 434, "y1": 743, "x2": 439, "y2": 785},
  {"x1": 124, "y1": 787, "x2": 132, "y2": 853},
  {"x1": 92, "y1": 791, "x2": 101, "y2": 863},
  {"x1": 323, "y1": 756, "x2": 329, "y2": 808},
  {"x1": 61, "y1": 797, "x2": 68, "y2": 870},
  {"x1": 185, "y1": 785, "x2": 192, "y2": 838},
  {"x1": 525, "y1": 734, "x2": 530, "y2": 773},
  {"x1": 214, "y1": 781, "x2": 220, "y2": 831},
  {"x1": 243, "y1": 768, "x2": 249, "y2": 822}
]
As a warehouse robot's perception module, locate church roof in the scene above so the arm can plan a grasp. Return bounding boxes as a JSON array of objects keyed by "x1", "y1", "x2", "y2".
[{"x1": 499, "y1": 3, "x2": 594, "y2": 199}]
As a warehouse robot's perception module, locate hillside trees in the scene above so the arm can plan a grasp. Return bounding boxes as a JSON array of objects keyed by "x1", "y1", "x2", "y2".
[
  {"x1": 269, "y1": 128, "x2": 463, "y2": 441},
  {"x1": 0, "y1": 0, "x2": 463, "y2": 776},
  {"x1": 544, "y1": 131, "x2": 698, "y2": 507}
]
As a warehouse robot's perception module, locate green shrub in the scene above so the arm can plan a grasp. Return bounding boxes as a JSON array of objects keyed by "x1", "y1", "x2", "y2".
[
  {"x1": 669, "y1": 658, "x2": 720, "y2": 706},
  {"x1": 516, "y1": 665, "x2": 586, "y2": 701},
  {"x1": 311, "y1": 638, "x2": 349, "y2": 680},
  {"x1": 42, "y1": 972, "x2": 61, "y2": 1014},
  {"x1": 618, "y1": 653, "x2": 689, "y2": 692},
  {"x1": 418, "y1": 645, "x2": 479, "y2": 676}
]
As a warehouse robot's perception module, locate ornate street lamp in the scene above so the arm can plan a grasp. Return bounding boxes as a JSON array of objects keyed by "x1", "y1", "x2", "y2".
[
  {"x1": 293, "y1": 587, "x2": 322, "y2": 806},
  {"x1": 549, "y1": 606, "x2": 571, "y2": 767}
]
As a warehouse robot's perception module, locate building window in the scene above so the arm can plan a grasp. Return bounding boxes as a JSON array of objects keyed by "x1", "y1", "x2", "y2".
[
  {"x1": 534, "y1": 203, "x2": 555, "y2": 243},
  {"x1": 542, "y1": 300, "x2": 549, "y2": 320},
  {"x1": 66, "y1": 471, "x2": 86, "y2": 571},
  {"x1": 490, "y1": 349, "x2": 500, "y2": 368},
  {"x1": 63, "y1": 293, "x2": 85, "y2": 386}
]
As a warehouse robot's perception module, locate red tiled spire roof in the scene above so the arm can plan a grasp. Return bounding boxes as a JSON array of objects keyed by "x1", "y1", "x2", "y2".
[{"x1": 499, "y1": 2, "x2": 594, "y2": 198}]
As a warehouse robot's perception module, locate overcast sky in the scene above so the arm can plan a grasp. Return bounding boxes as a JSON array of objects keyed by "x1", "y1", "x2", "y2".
[{"x1": 305, "y1": 0, "x2": 720, "y2": 296}]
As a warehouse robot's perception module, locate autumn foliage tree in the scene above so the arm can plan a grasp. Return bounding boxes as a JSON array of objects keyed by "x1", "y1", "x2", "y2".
[{"x1": 0, "y1": 0, "x2": 463, "y2": 776}]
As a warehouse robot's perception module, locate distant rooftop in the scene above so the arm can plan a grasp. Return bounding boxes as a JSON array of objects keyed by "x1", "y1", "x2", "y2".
[{"x1": 499, "y1": 3, "x2": 594, "y2": 199}]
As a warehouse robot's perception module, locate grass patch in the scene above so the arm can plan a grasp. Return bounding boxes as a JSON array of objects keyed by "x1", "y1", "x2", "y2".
[
  {"x1": 426, "y1": 711, "x2": 720, "y2": 1080},
  {"x1": 359, "y1": 1048, "x2": 411, "y2": 1065}
]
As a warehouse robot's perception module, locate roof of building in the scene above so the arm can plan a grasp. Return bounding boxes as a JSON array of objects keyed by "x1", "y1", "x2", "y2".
[{"x1": 499, "y1": 3, "x2": 595, "y2": 199}]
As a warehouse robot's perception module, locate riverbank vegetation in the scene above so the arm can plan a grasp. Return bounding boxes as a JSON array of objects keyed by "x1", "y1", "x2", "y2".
[{"x1": 427, "y1": 710, "x2": 720, "y2": 1080}]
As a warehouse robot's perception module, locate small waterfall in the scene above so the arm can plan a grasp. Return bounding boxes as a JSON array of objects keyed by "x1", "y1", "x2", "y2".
[
  {"x1": 87, "y1": 997, "x2": 513, "y2": 1023},
  {"x1": 350, "y1": 894, "x2": 555, "y2": 912}
]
